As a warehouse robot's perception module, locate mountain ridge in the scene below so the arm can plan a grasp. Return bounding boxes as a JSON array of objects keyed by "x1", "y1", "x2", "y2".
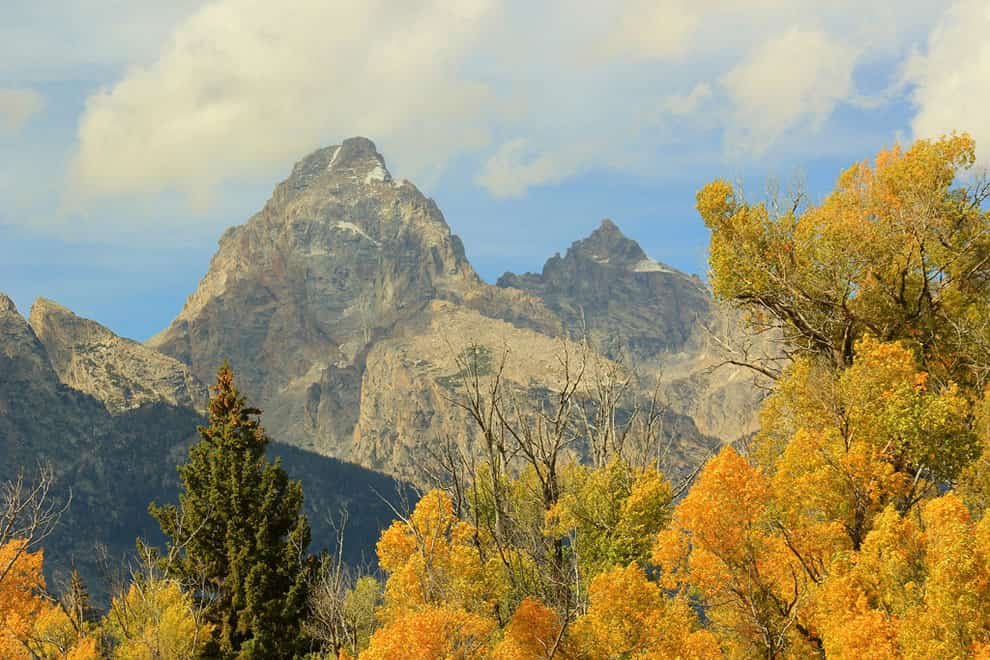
[
  {"x1": 0, "y1": 293, "x2": 412, "y2": 601},
  {"x1": 141, "y1": 138, "x2": 760, "y2": 482},
  {"x1": 2, "y1": 136, "x2": 769, "y2": 602}
]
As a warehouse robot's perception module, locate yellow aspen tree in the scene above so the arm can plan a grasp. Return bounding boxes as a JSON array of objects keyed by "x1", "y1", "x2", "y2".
[
  {"x1": 569, "y1": 563, "x2": 720, "y2": 659},
  {"x1": 361, "y1": 605, "x2": 496, "y2": 660},
  {"x1": 0, "y1": 539, "x2": 47, "y2": 659}
]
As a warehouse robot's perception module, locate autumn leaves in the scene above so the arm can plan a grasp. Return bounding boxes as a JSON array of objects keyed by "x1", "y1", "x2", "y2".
[
  {"x1": 365, "y1": 135, "x2": 990, "y2": 657},
  {"x1": 4, "y1": 134, "x2": 990, "y2": 658}
]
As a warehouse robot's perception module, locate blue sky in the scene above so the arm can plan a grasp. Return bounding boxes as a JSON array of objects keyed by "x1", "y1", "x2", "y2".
[{"x1": 2, "y1": 1, "x2": 988, "y2": 340}]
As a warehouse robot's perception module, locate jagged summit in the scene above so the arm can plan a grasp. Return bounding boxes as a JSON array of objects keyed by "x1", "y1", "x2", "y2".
[
  {"x1": 0, "y1": 292, "x2": 59, "y2": 392},
  {"x1": 497, "y1": 218, "x2": 709, "y2": 358},
  {"x1": 498, "y1": 218, "x2": 685, "y2": 287},
  {"x1": 569, "y1": 218, "x2": 651, "y2": 268},
  {"x1": 30, "y1": 297, "x2": 72, "y2": 316},
  {"x1": 147, "y1": 136, "x2": 479, "y2": 450},
  {"x1": 0, "y1": 292, "x2": 18, "y2": 314},
  {"x1": 286, "y1": 137, "x2": 394, "y2": 193}
]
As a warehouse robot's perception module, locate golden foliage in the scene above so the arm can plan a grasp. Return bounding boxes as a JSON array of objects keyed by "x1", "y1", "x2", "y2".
[
  {"x1": 570, "y1": 563, "x2": 720, "y2": 659},
  {"x1": 701, "y1": 133, "x2": 990, "y2": 389},
  {"x1": 361, "y1": 605, "x2": 496, "y2": 660},
  {"x1": 492, "y1": 597, "x2": 562, "y2": 660},
  {"x1": 0, "y1": 539, "x2": 46, "y2": 659},
  {"x1": 375, "y1": 489, "x2": 507, "y2": 622},
  {"x1": 103, "y1": 578, "x2": 212, "y2": 659}
]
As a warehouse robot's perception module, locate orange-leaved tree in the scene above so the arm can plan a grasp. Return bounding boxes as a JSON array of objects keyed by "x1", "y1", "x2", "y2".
[
  {"x1": 0, "y1": 539, "x2": 47, "y2": 658},
  {"x1": 657, "y1": 133, "x2": 990, "y2": 657},
  {"x1": 569, "y1": 563, "x2": 720, "y2": 659}
]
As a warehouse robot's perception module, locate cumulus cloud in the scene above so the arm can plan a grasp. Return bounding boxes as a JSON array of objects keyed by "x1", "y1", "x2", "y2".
[
  {"x1": 906, "y1": 0, "x2": 990, "y2": 166},
  {"x1": 64, "y1": 0, "x2": 954, "y2": 204},
  {"x1": 721, "y1": 28, "x2": 858, "y2": 155},
  {"x1": 602, "y1": 0, "x2": 700, "y2": 60},
  {"x1": 0, "y1": 88, "x2": 44, "y2": 133},
  {"x1": 476, "y1": 138, "x2": 600, "y2": 199},
  {"x1": 71, "y1": 0, "x2": 496, "y2": 201}
]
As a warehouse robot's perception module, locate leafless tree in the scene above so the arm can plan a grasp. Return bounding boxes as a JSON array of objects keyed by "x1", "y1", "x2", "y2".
[
  {"x1": 0, "y1": 464, "x2": 70, "y2": 586},
  {"x1": 302, "y1": 509, "x2": 381, "y2": 658}
]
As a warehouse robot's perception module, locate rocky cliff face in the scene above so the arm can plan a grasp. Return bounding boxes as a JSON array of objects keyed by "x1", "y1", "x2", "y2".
[
  {"x1": 144, "y1": 138, "x2": 761, "y2": 481},
  {"x1": 149, "y1": 137, "x2": 476, "y2": 394},
  {"x1": 0, "y1": 294, "x2": 86, "y2": 463},
  {"x1": 0, "y1": 292, "x2": 411, "y2": 601},
  {"x1": 148, "y1": 137, "x2": 483, "y2": 455},
  {"x1": 497, "y1": 219, "x2": 711, "y2": 361},
  {"x1": 29, "y1": 298, "x2": 207, "y2": 415},
  {"x1": 495, "y1": 219, "x2": 765, "y2": 444}
]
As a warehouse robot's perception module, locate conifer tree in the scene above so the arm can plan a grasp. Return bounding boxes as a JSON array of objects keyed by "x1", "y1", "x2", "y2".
[{"x1": 150, "y1": 363, "x2": 312, "y2": 658}]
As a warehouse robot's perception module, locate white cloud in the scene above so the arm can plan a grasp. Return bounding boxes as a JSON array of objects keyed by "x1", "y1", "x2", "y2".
[
  {"x1": 665, "y1": 83, "x2": 713, "y2": 116},
  {"x1": 721, "y1": 28, "x2": 858, "y2": 155},
  {"x1": 70, "y1": 0, "x2": 496, "y2": 202},
  {"x1": 602, "y1": 0, "x2": 701, "y2": 60},
  {"x1": 476, "y1": 138, "x2": 595, "y2": 198},
  {"x1": 0, "y1": 88, "x2": 43, "y2": 132},
  {"x1": 60, "y1": 0, "x2": 955, "y2": 206},
  {"x1": 906, "y1": 0, "x2": 990, "y2": 166}
]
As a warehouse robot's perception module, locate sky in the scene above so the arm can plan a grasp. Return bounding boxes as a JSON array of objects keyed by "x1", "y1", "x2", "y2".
[{"x1": 2, "y1": 0, "x2": 989, "y2": 340}]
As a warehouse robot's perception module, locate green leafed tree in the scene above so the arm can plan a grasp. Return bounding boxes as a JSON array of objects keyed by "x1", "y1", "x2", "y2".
[{"x1": 149, "y1": 363, "x2": 312, "y2": 658}]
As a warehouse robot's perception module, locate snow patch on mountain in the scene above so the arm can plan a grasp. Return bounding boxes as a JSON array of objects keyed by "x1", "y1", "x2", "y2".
[
  {"x1": 333, "y1": 221, "x2": 380, "y2": 246},
  {"x1": 632, "y1": 259, "x2": 673, "y2": 274},
  {"x1": 364, "y1": 164, "x2": 390, "y2": 184},
  {"x1": 327, "y1": 146, "x2": 341, "y2": 170}
]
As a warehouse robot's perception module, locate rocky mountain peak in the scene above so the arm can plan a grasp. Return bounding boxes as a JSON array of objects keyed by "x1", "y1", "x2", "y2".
[
  {"x1": 30, "y1": 297, "x2": 71, "y2": 318},
  {"x1": 30, "y1": 298, "x2": 207, "y2": 414},
  {"x1": 497, "y1": 219, "x2": 709, "y2": 359},
  {"x1": 0, "y1": 292, "x2": 58, "y2": 392},
  {"x1": 287, "y1": 136, "x2": 392, "y2": 193},
  {"x1": 148, "y1": 137, "x2": 480, "y2": 432},
  {"x1": 0, "y1": 292, "x2": 17, "y2": 314},
  {"x1": 569, "y1": 219, "x2": 675, "y2": 273}
]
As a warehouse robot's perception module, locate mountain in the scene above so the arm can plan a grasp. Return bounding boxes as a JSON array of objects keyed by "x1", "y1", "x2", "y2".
[
  {"x1": 0, "y1": 294, "x2": 410, "y2": 601},
  {"x1": 3, "y1": 137, "x2": 765, "y2": 596},
  {"x1": 29, "y1": 297, "x2": 208, "y2": 414},
  {"x1": 148, "y1": 137, "x2": 484, "y2": 460},
  {"x1": 496, "y1": 219, "x2": 765, "y2": 444},
  {"x1": 497, "y1": 218, "x2": 710, "y2": 361},
  {"x1": 148, "y1": 138, "x2": 760, "y2": 483}
]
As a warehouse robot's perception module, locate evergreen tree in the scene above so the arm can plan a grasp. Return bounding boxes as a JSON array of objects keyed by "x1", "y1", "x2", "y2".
[{"x1": 150, "y1": 363, "x2": 312, "y2": 658}]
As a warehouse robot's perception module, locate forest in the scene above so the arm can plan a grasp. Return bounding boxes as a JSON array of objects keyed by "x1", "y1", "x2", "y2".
[{"x1": 3, "y1": 134, "x2": 990, "y2": 658}]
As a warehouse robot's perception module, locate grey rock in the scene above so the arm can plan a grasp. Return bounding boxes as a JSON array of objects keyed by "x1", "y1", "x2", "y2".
[
  {"x1": 29, "y1": 298, "x2": 207, "y2": 415},
  {"x1": 497, "y1": 218, "x2": 711, "y2": 360},
  {"x1": 146, "y1": 140, "x2": 762, "y2": 481}
]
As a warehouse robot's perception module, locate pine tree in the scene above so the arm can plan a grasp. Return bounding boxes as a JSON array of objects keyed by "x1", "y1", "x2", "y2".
[{"x1": 150, "y1": 363, "x2": 312, "y2": 658}]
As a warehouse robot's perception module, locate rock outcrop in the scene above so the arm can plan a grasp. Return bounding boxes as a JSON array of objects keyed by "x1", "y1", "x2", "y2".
[
  {"x1": 29, "y1": 298, "x2": 207, "y2": 415},
  {"x1": 148, "y1": 137, "x2": 482, "y2": 456},
  {"x1": 495, "y1": 219, "x2": 765, "y2": 444}
]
